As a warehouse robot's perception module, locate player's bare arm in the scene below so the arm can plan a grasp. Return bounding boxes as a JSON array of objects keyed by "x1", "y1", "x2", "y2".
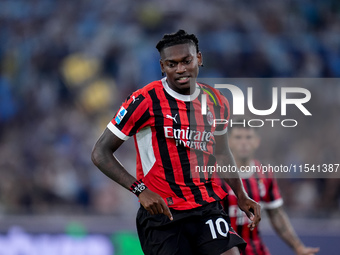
[
  {"x1": 267, "y1": 206, "x2": 319, "y2": 255},
  {"x1": 215, "y1": 132, "x2": 261, "y2": 230},
  {"x1": 91, "y1": 128, "x2": 173, "y2": 220},
  {"x1": 92, "y1": 128, "x2": 135, "y2": 188}
]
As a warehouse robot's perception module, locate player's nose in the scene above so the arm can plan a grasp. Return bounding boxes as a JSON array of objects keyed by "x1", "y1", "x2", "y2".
[{"x1": 176, "y1": 63, "x2": 186, "y2": 73}]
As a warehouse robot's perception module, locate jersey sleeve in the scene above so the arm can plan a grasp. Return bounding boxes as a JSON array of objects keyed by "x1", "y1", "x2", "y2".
[
  {"x1": 213, "y1": 90, "x2": 230, "y2": 136},
  {"x1": 260, "y1": 174, "x2": 284, "y2": 210},
  {"x1": 107, "y1": 90, "x2": 151, "y2": 140}
]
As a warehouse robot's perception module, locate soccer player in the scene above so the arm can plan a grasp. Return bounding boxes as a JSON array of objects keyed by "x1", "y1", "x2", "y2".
[
  {"x1": 91, "y1": 30, "x2": 261, "y2": 255},
  {"x1": 222, "y1": 123, "x2": 320, "y2": 255}
]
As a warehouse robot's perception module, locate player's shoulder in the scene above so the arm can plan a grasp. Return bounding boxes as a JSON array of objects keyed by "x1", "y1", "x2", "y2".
[
  {"x1": 197, "y1": 82, "x2": 226, "y2": 106},
  {"x1": 197, "y1": 82, "x2": 222, "y2": 96},
  {"x1": 135, "y1": 80, "x2": 163, "y2": 95},
  {"x1": 125, "y1": 80, "x2": 163, "y2": 102},
  {"x1": 142, "y1": 79, "x2": 163, "y2": 91}
]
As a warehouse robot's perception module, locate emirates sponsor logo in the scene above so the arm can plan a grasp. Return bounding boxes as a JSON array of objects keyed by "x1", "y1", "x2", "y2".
[{"x1": 163, "y1": 126, "x2": 213, "y2": 151}]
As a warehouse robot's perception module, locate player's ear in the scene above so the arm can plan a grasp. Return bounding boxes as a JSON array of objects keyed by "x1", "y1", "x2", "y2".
[
  {"x1": 159, "y1": 59, "x2": 165, "y2": 75},
  {"x1": 197, "y1": 51, "x2": 203, "y2": 67}
]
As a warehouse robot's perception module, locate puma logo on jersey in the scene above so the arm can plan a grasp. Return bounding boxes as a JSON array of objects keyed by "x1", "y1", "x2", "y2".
[
  {"x1": 132, "y1": 96, "x2": 140, "y2": 104},
  {"x1": 166, "y1": 114, "x2": 178, "y2": 123}
]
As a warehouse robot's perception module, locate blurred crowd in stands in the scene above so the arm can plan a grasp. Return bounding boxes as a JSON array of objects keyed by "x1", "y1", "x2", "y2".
[{"x1": 0, "y1": 0, "x2": 339, "y2": 218}]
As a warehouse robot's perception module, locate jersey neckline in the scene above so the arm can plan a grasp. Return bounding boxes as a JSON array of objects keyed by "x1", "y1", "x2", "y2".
[
  {"x1": 238, "y1": 160, "x2": 256, "y2": 179},
  {"x1": 161, "y1": 77, "x2": 200, "y2": 102}
]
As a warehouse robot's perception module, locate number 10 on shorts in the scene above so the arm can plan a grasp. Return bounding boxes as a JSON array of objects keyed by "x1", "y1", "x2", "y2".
[{"x1": 206, "y1": 218, "x2": 230, "y2": 239}]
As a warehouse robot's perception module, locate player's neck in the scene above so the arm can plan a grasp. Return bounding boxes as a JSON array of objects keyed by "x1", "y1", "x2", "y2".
[
  {"x1": 236, "y1": 158, "x2": 253, "y2": 169},
  {"x1": 162, "y1": 78, "x2": 200, "y2": 101}
]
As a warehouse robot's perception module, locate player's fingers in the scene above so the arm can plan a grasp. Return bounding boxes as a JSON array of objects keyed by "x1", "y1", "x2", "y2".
[
  {"x1": 146, "y1": 204, "x2": 156, "y2": 215},
  {"x1": 161, "y1": 202, "x2": 173, "y2": 221},
  {"x1": 243, "y1": 203, "x2": 260, "y2": 231},
  {"x1": 146, "y1": 207, "x2": 155, "y2": 215},
  {"x1": 247, "y1": 221, "x2": 256, "y2": 231},
  {"x1": 243, "y1": 208, "x2": 254, "y2": 222},
  {"x1": 251, "y1": 202, "x2": 261, "y2": 226},
  {"x1": 155, "y1": 202, "x2": 164, "y2": 214},
  {"x1": 147, "y1": 201, "x2": 162, "y2": 215}
]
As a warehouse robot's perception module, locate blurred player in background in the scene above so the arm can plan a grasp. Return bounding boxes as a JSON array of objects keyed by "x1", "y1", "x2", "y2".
[
  {"x1": 222, "y1": 123, "x2": 320, "y2": 255},
  {"x1": 92, "y1": 30, "x2": 261, "y2": 255}
]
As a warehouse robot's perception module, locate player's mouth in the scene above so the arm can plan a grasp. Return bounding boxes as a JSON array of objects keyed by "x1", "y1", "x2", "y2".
[{"x1": 176, "y1": 76, "x2": 190, "y2": 84}]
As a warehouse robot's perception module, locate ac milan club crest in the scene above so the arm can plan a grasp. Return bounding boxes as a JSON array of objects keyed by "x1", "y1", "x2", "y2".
[{"x1": 207, "y1": 111, "x2": 214, "y2": 126}]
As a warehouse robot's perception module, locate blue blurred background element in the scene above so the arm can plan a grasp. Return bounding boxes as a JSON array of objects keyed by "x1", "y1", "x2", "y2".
[{"x1": 0, "y1": 0, "x2": 339, "y2": 254}]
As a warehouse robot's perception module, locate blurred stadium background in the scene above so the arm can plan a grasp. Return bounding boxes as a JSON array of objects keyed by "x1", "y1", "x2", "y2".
[{"x1": 0, "y1": 0, "x2": 339, "y2": 254}]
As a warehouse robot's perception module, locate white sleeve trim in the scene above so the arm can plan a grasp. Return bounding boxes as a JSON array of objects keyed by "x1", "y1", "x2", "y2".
[
  {"x1": 107, "y1": 122, "x2": 130, "y2": 141},
  {"x1": 261, "y1": 198, "x2": 284, "y2": 210},
  {"x1": 214, "y1": 126, "x2": 228, "y2": 136}
]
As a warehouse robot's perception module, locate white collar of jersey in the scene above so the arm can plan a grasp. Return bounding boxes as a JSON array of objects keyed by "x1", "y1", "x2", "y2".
[
  {"x1": 162, "y1": 77, "x2": 200, "y2": 102},
  {"x1": 238, "y1": 160, "x2": 255, "y2": 179}
]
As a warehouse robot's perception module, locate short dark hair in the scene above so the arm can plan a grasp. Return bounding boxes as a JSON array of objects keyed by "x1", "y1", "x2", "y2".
[{"x1": 156, "y1": 29, "x2": 200, "y2": 54}]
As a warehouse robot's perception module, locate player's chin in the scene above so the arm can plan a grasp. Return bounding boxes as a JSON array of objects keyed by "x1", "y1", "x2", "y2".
[
  {"x1": 239, "y1": 153, "x2": 251, "y2": 159},
  {"x1": 173, "y1": 81, "x2": 190, "y2": 91},
  {"x1": 176, "y1": 79, "x2": 196, "y2": 90}
]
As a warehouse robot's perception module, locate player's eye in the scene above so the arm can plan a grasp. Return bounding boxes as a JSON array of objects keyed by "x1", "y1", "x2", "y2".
[
  {"x1": 168, "y1": 63, "x2": 176, "y2": 68},
  {"x1": 183, "y1": 59, "x2": 192, "y2": 65}
]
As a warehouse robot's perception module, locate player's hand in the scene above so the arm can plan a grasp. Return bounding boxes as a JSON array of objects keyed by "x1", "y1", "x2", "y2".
[
  {"x1": 138, "y1": 188, "x2": 173, "y2": 221},
  {"x1": 295, "y1": 245, "x2": 320, "y2": 255},
  {"x1": 237, "y1": 195, "x2": 261, "y2": 231}
]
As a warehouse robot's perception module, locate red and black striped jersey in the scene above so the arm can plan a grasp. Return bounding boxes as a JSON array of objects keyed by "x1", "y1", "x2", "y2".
[
  {"x1": 108, "y1": 78, "x2": 230, "y2": 210},
  {"x1": 222, "y1": 160, "x2": 283, "y2": 255}
]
